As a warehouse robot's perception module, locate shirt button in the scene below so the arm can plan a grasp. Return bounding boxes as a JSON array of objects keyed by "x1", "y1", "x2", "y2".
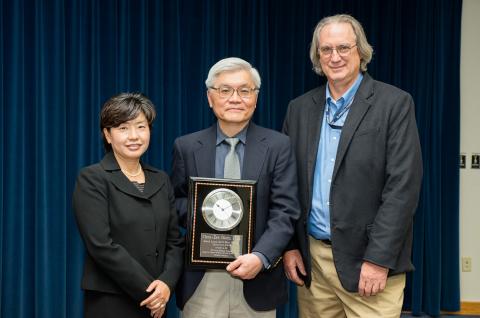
[
  {"x1": 333, "y1": 136, "x2": 337, "y2": 140},
  {"x1": 330, "y1": 158, "x2": 334, "y2": 162},
  {"x1": 328, "y1": 179, "x2": 331, "y2": 183},
  {"x1": 327, "y1": 201, "x2": 330, "y2": 206}
]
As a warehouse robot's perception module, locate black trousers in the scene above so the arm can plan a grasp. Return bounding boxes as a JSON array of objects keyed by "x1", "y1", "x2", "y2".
[{"x1": 84, "y1": 290, "x2": 166, "y2": 318}]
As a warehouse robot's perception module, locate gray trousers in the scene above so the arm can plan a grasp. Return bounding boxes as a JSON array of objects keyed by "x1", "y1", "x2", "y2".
[{"x1": 181, "y1": 270, "x2": 276, "y2": 318}]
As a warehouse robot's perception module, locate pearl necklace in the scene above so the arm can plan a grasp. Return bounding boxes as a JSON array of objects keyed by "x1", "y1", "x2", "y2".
[{"x1": 122, "y1": 164, "x2": 142, "y2": 177}]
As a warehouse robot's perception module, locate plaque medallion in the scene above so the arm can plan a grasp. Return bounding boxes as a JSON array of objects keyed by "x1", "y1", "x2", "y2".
[{"x1": 202, "y1": 188, "x2": 244, "y2": 231}]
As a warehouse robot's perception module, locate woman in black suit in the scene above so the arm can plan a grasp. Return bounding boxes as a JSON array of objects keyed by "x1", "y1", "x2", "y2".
[{"x1": 73, "y1": 93, "x2": 183, "y2": 318}]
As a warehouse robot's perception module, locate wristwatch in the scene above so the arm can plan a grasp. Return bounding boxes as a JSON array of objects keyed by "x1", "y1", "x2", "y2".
[{"x1": 201, "y1": 188, "x2": 244, "y2": 231}]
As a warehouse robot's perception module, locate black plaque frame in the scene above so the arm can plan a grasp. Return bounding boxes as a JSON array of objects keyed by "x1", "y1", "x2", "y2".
[{"x1": 186, "y1": 177, "x2": 256, "y2": 269}]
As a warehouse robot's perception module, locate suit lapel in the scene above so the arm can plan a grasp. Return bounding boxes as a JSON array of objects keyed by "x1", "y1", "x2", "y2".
[
  {"x1": 243, "y1": 123, "x2": 268, "y2": 181},
  {"x1": 193, "y1": 125, "x2": 216, "y2": 178},
  {"x1": 142, "y1": 167, "x2": 165, "y2": 199},
  {"x1": 101, "y1": 152, "x2": 164, "y2": 199},
  {"x1": 109, "y1": 170, "x2": 146, "y2": 198},
  {"x1": 307, "y1": 89, "x2": 326, "y2": 196},
  {"x1": 332, "y1": 74, "x2": 374, "y2": 181}
]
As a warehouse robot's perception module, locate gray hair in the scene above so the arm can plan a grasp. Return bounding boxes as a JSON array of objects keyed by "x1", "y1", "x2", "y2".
[
  {"x1": 205, "y1": 57, "x2": 261, "y2": 89},
  {"x1": 309, "y1": 14, "x2": 373, "y2": 76}
]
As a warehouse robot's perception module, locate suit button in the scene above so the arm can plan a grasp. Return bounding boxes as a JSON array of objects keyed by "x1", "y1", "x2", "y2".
[{"x1": 155, "y1": 250, "x2": 159, "y2": 257}]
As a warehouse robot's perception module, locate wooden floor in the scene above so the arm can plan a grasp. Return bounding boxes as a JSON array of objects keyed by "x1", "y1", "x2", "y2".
[
  {"x1": 402, "y1": 315, "x2": 480, "y2": 318},
  {"x1": 402, "y1": 302, "x2": 480, "y2": 317},
  {"x1": 444, "y1": 302, "x2": 480, "y2": 316}
]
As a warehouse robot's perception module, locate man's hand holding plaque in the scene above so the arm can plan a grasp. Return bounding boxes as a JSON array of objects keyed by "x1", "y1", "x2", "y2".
[{"x1": 226, "y1": 253, "x2": 263, "y2": 279}]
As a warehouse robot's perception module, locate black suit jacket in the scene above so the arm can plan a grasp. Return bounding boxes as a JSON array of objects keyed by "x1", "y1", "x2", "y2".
[
  {"x1": 171, "y1": 122, "x2": 300, "y2": 311},
  {"x1": 283, "y1": 73, "x2": 423, "y2": 292},
  {"x1": 73, "y1": 151, "x2": 184, "y2": 303}
]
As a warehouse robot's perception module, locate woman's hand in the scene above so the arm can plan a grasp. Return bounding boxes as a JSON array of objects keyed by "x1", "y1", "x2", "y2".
[{"x1": 140, "y1": 280, "x2": 171, "y2": 317}]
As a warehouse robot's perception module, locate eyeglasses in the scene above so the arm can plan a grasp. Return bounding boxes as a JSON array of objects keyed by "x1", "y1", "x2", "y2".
[
  {"x1": 319, "y1": 44, "x2": 357, "y2": 58},
  {"x1": 209, "y1": 85, "x2": 259, "y2": 99}
]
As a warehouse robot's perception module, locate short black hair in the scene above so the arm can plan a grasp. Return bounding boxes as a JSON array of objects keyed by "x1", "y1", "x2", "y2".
[{"x1": 100, "y1": 93, "x2": 156, "y2": 152}]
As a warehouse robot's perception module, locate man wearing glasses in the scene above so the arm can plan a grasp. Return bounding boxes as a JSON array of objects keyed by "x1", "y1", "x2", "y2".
[
  {"x1": 171, "y1": 57, "x2": 300, "y2": 317},
  {"x1": 282, "y1": 14, "x2": 423, "y2": 317}
]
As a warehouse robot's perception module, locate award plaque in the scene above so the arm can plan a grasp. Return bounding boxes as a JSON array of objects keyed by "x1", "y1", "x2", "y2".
[{"x1": 186, "y1": 177, "x2": 256, "y2": 269}]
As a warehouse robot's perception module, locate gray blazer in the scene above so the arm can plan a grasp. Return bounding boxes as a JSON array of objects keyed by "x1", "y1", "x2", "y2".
[
  {"x1": 282, "y1": 73, "x2": 423, "y2": 291},
  {"x1": 171, "y1": 122, "x2": 301, "y2": 311}
]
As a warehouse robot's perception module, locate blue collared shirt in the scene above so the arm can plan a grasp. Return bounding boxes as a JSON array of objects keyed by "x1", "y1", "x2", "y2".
[{"x1": 309, "y1": 73, "x2": 364, "y2": 240}]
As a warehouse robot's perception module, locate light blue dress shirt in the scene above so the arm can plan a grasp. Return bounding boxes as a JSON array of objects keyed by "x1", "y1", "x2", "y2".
[{"x1": 309, "y1": 73, "x2": 364, "y2": 240}]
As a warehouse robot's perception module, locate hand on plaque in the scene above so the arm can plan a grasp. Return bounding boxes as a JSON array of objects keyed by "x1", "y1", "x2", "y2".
[{"x1": 226, "y1": 253, "x2": 263, "y2": 280}]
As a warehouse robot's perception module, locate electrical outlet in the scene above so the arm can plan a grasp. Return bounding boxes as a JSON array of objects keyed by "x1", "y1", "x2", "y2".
[
  {"x1": 462, "y1": 257, "x2": 472, "y2": 272},
  {"x1": 472, "y1": 154, "x2": 480, "y2": 169},
  {"x1": 460, "y1": 153, "x2": 466, "y2": 168}
]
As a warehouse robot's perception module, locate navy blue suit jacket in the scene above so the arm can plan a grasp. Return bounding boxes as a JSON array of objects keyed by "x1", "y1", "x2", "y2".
[{"x1": 171, "y1": 122, "x2": 300, "y2": 311}]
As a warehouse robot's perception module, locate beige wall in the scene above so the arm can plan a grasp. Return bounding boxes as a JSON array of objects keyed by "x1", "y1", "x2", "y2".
[{"x1": 460, "y1": 0, "x2": 480, "y2": 302}]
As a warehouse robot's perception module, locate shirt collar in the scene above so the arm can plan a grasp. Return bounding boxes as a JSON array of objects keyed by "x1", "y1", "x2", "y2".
[
  {"x1": 216, "y1": 122, "x2": 248, "y2": 146},
  {"x1": 326, "y1": 72, "x2": 364, "y2": 106}
]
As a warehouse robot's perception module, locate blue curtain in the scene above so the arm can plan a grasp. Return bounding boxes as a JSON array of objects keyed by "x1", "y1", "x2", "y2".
[{"x1": 0, "y1": 0, "x2": 461, "y2": 317}]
